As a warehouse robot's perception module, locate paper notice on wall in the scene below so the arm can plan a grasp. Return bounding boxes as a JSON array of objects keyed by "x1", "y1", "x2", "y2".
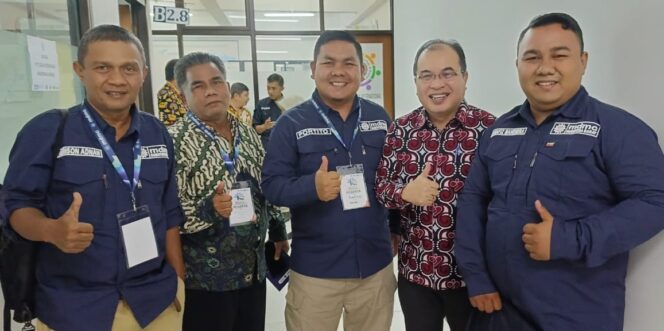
[
  {"x1": 359, "y1": 43, "x2": 384, "y2": 106},
  {"x1": 27, "y1": 35, "x2": 60, "y2": 92}
]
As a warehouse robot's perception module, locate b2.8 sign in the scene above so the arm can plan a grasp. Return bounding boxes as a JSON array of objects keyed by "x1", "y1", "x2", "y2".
[{"x1": 153, "y1": 5, "x2": 190, "y2": 25}]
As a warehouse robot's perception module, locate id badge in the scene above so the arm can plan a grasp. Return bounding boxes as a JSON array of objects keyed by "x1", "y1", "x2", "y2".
[
  {"x1": 229, "y1": 181, "x2": 256, "y2": 226},
  {"x1": 118, "y1": 205, "x2": 159, "y2": 269},
  {"x1": 336, "y1": 164, "x2": 370, "y2": 211}
]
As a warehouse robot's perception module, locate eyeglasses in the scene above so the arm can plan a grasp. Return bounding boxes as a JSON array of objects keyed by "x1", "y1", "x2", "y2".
[{"x1": 416, "y1": 69, "x2": 463, "y2": 83}]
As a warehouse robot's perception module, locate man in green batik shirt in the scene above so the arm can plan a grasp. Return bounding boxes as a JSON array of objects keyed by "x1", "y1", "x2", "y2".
[{"x1": 167, "y1": 51, "x2": 289, "y2": 331}]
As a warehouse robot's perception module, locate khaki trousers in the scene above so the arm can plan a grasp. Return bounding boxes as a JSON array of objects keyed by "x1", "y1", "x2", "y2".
[
  {"x1": 285, "y1": 262, "x2": 396, "y2": 331},
  {"x1": 37, "y1": 277, "x2": 185, "y2": 331}
]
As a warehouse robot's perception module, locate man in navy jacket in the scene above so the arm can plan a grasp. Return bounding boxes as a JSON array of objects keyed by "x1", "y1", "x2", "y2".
[
  {"x1": 261, "y1": 31, "x2": 396, "y2": 331},
  {"x1": 457, "y1": 13, "x2": 664, "y2": 330}
]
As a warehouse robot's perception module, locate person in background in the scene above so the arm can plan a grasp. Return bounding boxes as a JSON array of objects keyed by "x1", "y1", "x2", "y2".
[
  {"x1": 228, "y1": 82, "x2": 253, "y2": 126},
  {"x1": 253, "y1": 73, "x2": 285, "y2": 147},
  {"x1": 158, "y1": 58, "x2": 188, "y2": 126}
]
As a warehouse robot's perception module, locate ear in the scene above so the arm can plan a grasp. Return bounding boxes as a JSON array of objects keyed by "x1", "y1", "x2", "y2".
[
  {"x1": 462, "y1": 70, "x2": 469, "y2": 84},
  {"x1": 580, "y1": 51, "x2": 589, "y2": 75},
  {"x1": 309, "y1": 61, "x2": 316, "y2": 79},
  {"x1": 142, "y1": 65, "x2": 149, "y2": 81},
  {"x1": 180, "y1": 88, "x2": 188, "y2": 105},
  {"x1": 361, "y1": 62, "x2": 367, "y2": 77},
  {"x1": 73, "y1": 61, "x2": 85, "y2": 81}
]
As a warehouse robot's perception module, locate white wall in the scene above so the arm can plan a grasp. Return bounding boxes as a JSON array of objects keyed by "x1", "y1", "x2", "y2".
[{"x1": 394, "y1": 1, "x2": 664, "y2": 330}]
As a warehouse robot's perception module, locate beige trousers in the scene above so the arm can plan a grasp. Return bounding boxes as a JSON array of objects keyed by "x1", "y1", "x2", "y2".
[
  {"x1": 285, "y1": 262, "x2": 397, "y2": 331},
  {"x1": 36, "y1": 277, "x2": 185, "y2": 331}
]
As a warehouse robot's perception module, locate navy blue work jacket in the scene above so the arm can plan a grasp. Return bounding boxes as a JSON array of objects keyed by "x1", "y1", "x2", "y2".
[
  {"x1": 261, "y1": 90, "x2": 393, "y2": 279},
  {"x1": 2, "y1": 101, "x2": 184, "y2": 331},
  {"x1": 253, "y1": 96, "x2": 284, "y2": 147},
  {"x1": 457, "y1": 87, "x2": 664, "y2": 330}
]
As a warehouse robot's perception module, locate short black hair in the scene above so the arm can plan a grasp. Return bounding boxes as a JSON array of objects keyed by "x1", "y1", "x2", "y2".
[
  {"x1": 313, "y1": 30, "x2": 363, "y2": 62},
  {"x1": 78, "y1": 24, "x2": 145, "y2": 65},
  {"x1": 518, "y1": 12, "x2": 584, "y2": 53},
  {"x1": 412, "y1": 39, "x2": 467, "y2": 76},
  {"x1": 230, "y1": 82, "x2": 249, "y2": 97},
  {"x1": 165, "y1": 59, "x2": 178, "y2": 81},
  {"x1": 174, "y1": 52, "x2": 226, "y2": 91},
  {"x1": 267, "y1": 73, "x2": 284, "y2": 87}
]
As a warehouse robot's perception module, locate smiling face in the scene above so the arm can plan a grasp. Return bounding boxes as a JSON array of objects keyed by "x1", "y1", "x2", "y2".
[
  {"x1": 73, "y1": 40, "x2": 147, "y2": 115},
  {"x1": 310, "y1": 40, "x2": 365, "y2": 109},
  {"x1": 181, "y1": 62, "x2": 230, "y2": 123},
  {"x1": 517, "y1": 23, "x2": 588, "y2": 117},
  {"x1": 415, "y1": 45, "x2": 468, "y2": 120}
]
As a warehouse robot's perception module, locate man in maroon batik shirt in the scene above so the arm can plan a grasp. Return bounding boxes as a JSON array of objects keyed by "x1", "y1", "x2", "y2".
[{"x1": 375, "y1": 39, "x2": 495, "y2": 331}]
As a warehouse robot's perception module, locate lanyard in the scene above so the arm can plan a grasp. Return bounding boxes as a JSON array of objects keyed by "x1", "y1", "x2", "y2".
[
  {"x1": 81, "y1": 107, "x2": 141, "y2": 210},
  {"x1": 310, "y1": 98, "x2": 363, "y2": 163},
  {"x1": 187, "y1": 111, "x2": 241, "y2": 176}
]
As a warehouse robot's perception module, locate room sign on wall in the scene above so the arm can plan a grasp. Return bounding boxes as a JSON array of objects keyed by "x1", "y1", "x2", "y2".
[{"x1": 153, "y1": 5, "x2": 190, "y2": 25}]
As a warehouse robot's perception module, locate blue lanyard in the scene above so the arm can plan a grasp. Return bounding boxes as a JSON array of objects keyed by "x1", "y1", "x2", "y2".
[
  {"x1": 311, "y1": 98, "x2": 362, "y2": 162},
  {"x1": 81, "y1": 107, "x2": 141, "y2": 210},
  {"x1": 187, "y1": 111, "x2": 241, "y2": 176}
]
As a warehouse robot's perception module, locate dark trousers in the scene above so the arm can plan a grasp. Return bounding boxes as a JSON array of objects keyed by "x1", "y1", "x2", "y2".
[
  {"x1": 398, "y1": 275, "x2": 472, "y2": 331},
  {"x1": 183, "y1": 280, "x2": 266, "y2": 331}
]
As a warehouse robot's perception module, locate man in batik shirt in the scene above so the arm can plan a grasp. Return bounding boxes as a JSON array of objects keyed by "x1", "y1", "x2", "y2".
[
  {"x1": 158, "y1": 58, "x2": 188, "y2": 126},
  {"x1": 375, "y1": 39, "x2": 495, "y2": 331},
  {"x1": 168, "y1": 51, "x2": 289, "y2": 331},
  {"x1": 228, "y1": 82, "x2": 253, "y2": 126}
]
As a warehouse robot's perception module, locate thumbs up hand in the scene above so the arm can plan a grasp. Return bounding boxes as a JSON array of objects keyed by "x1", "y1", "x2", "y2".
[
  {"x1": 213, "y1": 181, "x2": 233, "y2": 218},
  {"x1": 401, "y1": 163, "x2": 439, "y2": 207},
  {"x1": 315, "y1": 156, "x2": 341, "y2": 202},
  {"x1": 522, "y1": 200, "x2": 554, "y2": 261},
  {"x1": 49, "y1": 192, "x2": 94, "y2": 253}
]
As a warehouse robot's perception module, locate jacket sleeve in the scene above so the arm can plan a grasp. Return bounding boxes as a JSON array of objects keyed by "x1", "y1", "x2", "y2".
[
  {"x1": 374, "y1": 121, "x2": 410, "y2": 209},
  {"x1": 456, "y1": 129, "x2": 499, "y2": 297},
  {"x1": 261, "y1": 115, "x2": 320, "y2": 208},
  {"x1": 3, "y1": 112, "x2": 61, "y2": 220},
  {"x1": 162, "y1": 129, "x2": 185, "y2": 229},
  {"x1": 550, "y1": 117, "x2": 664, "y2": 267}
]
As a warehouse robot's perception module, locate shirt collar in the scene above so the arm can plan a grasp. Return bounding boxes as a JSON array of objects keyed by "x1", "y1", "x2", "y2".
[
  {"x1": 186, "y1": 110, "x2": 239, "y2": 137},
  {"x1": 409, "y1": 101, "x2": 471, "y2": 130},
  {"x1": 83, "y1": 99, "x2": 141, "y2": 137},
  {"x1": 311, "y1": 89, "x2": 360, "y2": 117},
  {"x1": 517, "y1": 86, "x2": 589, "y2": 123}
]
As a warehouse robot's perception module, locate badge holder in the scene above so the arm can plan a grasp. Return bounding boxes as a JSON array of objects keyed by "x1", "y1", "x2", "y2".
[
  {"x1": 229, "y1": 180, "x2": 256, "y2": 226},
  {"x1": 336, "y1": 164, "x2": 370, "y2": 211},
  {"x1": 118, "y1": 205, "x2": 159, "y2": 269}
]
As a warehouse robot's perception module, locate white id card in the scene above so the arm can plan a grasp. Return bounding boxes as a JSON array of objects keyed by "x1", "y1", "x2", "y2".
[
  {"x1": 336, "y1": 164, "x2": 370, "y2": 211},
  {"x1": 118, "y1": 206, "x2": 159, "y2": 268},
  {"x1": 229, "y1": 181, "x2": 256, "y2": 226}
]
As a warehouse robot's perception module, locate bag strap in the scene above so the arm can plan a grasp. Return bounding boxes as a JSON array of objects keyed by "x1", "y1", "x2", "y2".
[{"x1": 2, "y1": 108, "x2": 70, "y2": 331}]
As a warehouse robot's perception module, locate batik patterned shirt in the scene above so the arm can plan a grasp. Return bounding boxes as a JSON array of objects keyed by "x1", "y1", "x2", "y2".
[
  {"x1": 228, "y1": 104, "x2": 253, "y2": 127},
  {"x1": 375, "y1": 102, "x2": 495, "y2": 290},
  {"x1": 158, "y1": 82, "x2": 188, "y2": 126},
  {"x1": 168, "y1": 112, "x2": 288, "y2": 291}
]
